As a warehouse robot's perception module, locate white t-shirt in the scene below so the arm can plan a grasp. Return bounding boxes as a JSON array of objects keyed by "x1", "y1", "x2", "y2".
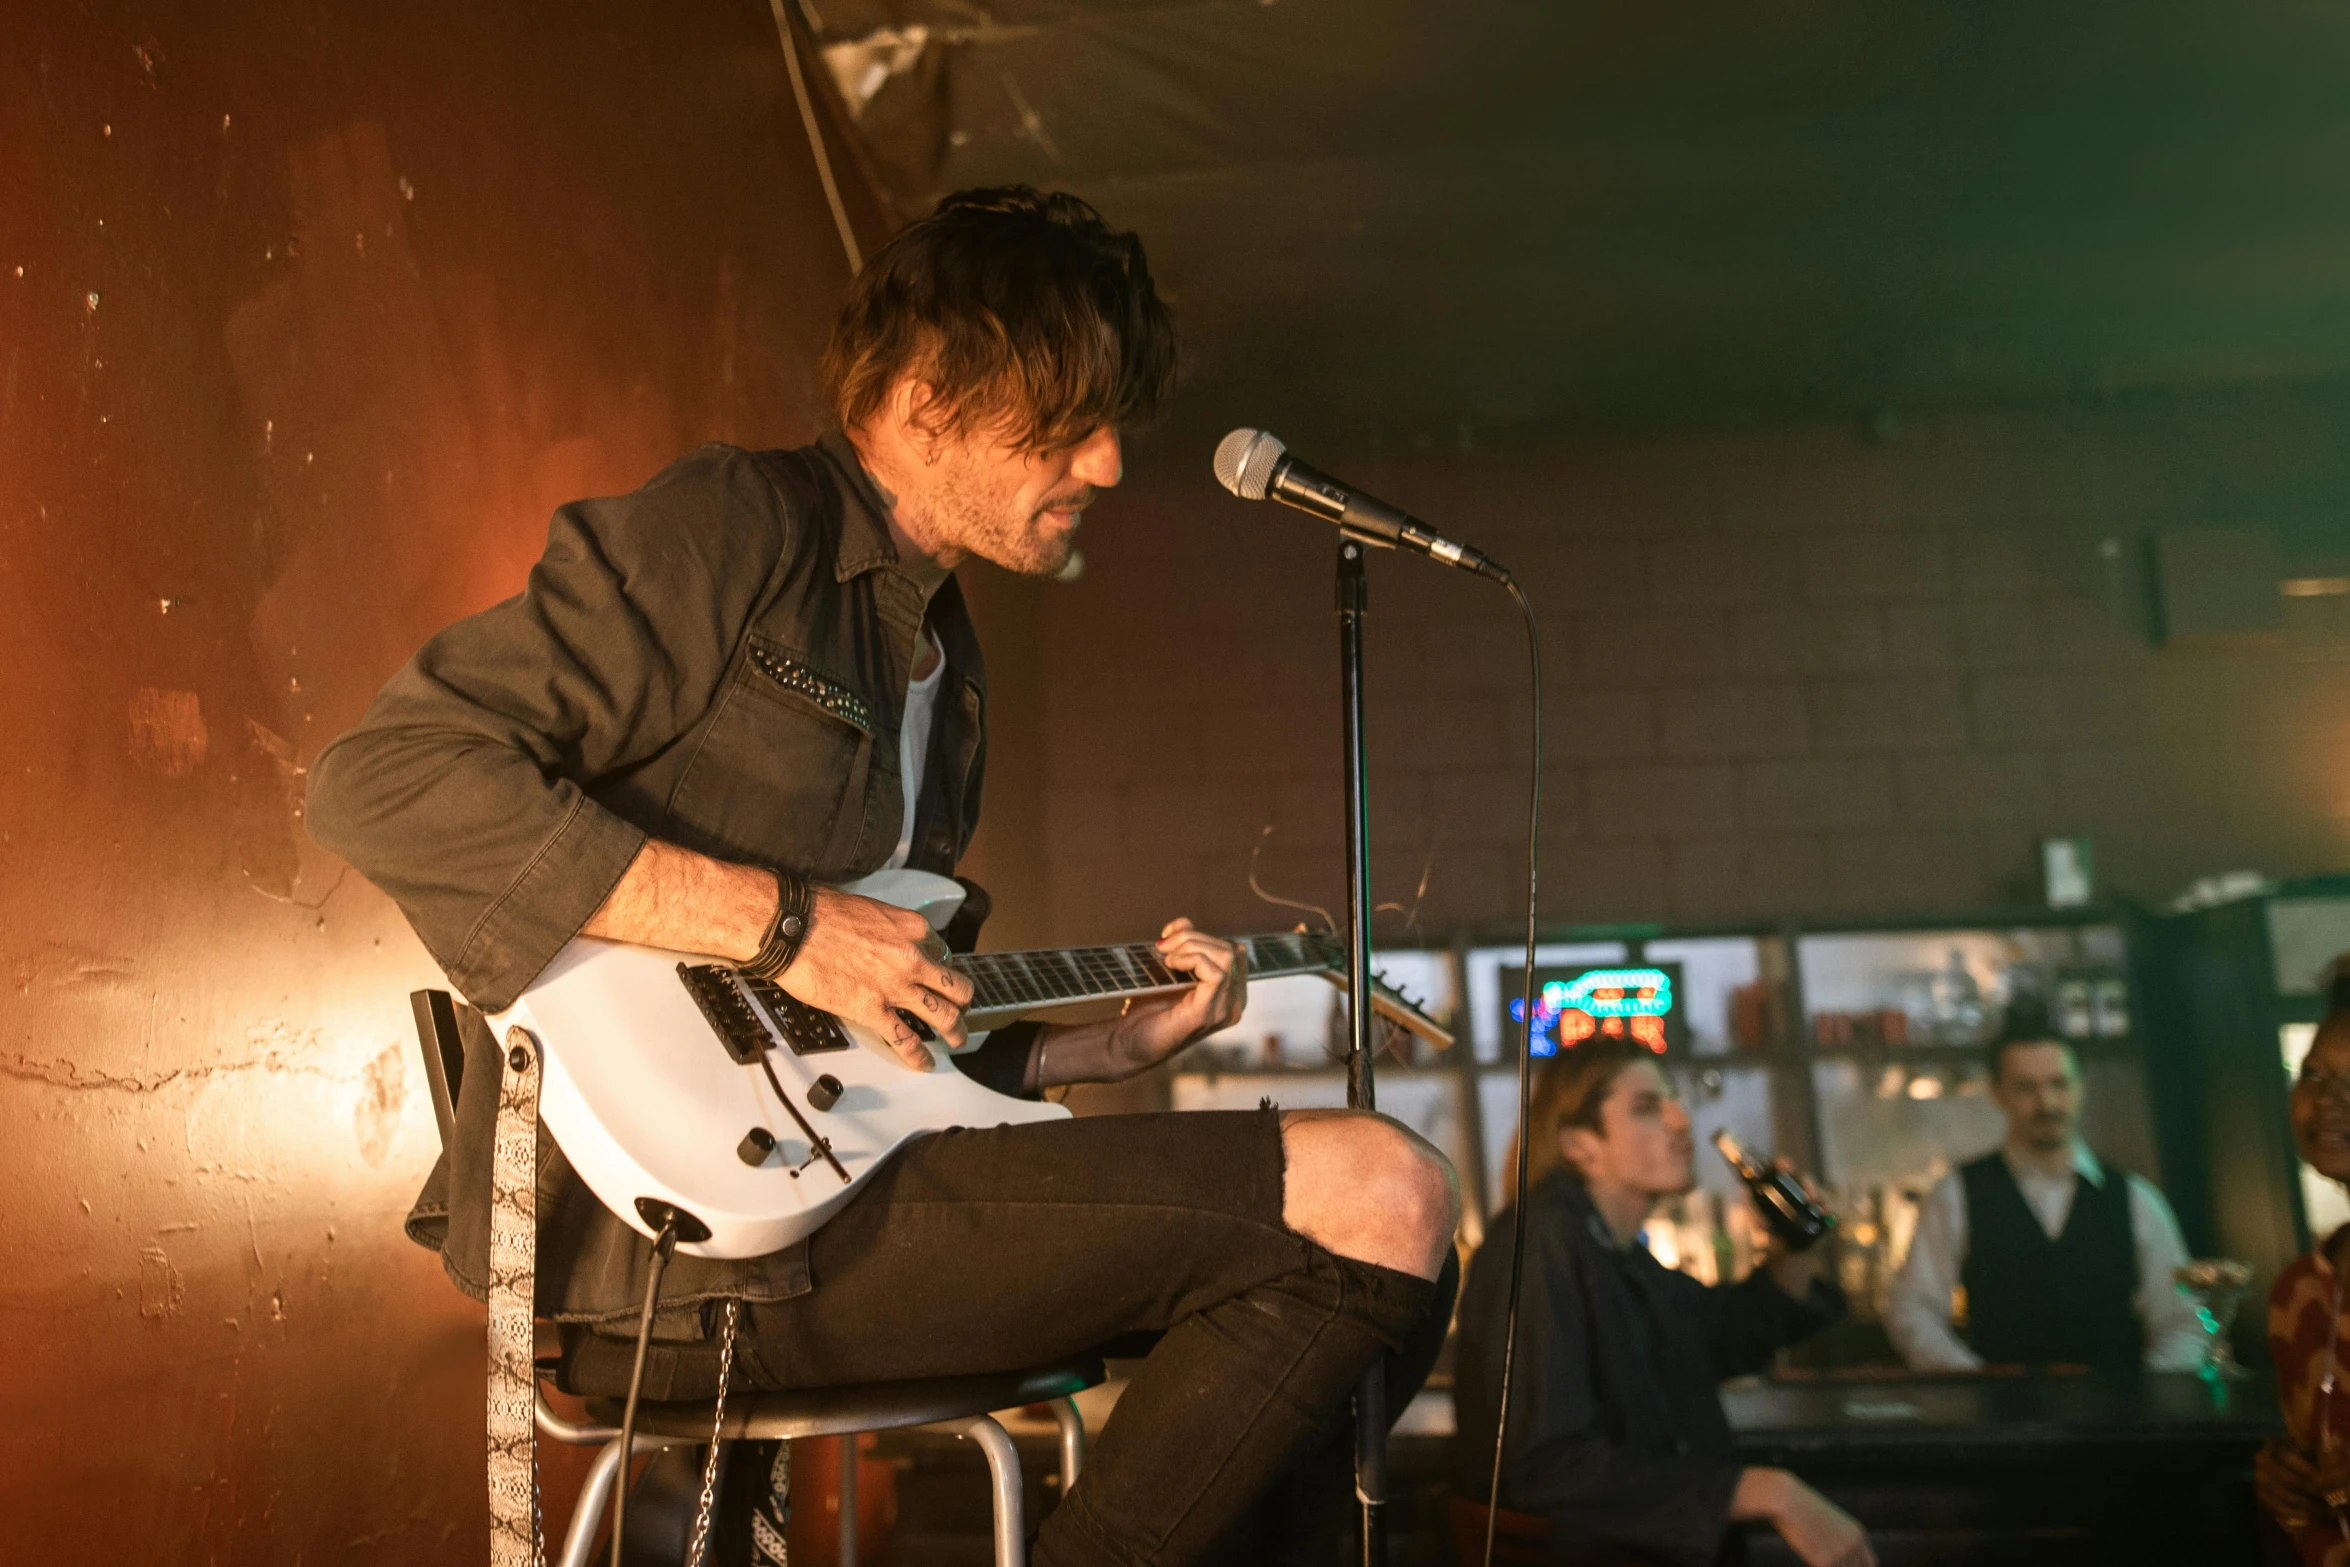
[{"x1": 885, "y1": 632, "x2": 945, "y2": 870}]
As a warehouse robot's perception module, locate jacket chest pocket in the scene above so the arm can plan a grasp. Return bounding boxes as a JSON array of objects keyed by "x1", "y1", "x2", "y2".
[{"x1": 665, "y1": 639, "x2": 876, "y2": 876}]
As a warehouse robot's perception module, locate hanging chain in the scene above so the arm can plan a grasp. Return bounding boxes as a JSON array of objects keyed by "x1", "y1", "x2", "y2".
[{"x1": 684, "y1": 1299, "x2": 741, "y2": 1567}]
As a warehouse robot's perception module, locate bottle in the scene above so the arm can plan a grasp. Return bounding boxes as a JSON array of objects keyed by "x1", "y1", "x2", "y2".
[
  {"x1": 1928, "y1": 949, "x2": 1985, "y2": 1045},
  {"x1": 1712, "y1": 1129, "x2": 1835, "y2": 1252}
]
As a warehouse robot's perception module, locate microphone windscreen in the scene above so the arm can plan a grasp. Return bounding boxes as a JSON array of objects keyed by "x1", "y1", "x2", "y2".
[{"x1": 1213, "y1": 428, "x2": 1285, "y2": 501}]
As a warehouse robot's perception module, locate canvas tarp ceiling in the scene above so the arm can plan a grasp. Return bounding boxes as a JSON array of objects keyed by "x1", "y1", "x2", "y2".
[{"x1": 807, "y1": 0, "x2": 2350, "y2": 443}]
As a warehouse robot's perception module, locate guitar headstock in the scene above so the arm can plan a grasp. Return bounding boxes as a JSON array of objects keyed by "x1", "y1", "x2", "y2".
[
  {"x1": 1289, "y1": 931, "x2": 1454, "y2": 1051},
  {"x1": 1361, "y1": 970, "x2": 1454, "y2": 1051}
]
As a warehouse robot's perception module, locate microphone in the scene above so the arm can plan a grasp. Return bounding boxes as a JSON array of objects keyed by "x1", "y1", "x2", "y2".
[{"x1": 1213, "y1": 428, "x2": 1508, "y2": 582}]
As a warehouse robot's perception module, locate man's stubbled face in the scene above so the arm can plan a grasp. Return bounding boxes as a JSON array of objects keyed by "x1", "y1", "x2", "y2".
[
  {"x1": 920, "y1": 421, "x2": 1122, "y2": 577},
  {"x1": 1993, "y1": 1040, "x2": 2082, "y2": 1155}
]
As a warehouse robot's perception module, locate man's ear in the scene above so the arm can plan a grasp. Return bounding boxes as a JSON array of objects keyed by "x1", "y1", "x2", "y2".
[{"x1": 892, "y1": 377, "x2": 949, "y2": 462}]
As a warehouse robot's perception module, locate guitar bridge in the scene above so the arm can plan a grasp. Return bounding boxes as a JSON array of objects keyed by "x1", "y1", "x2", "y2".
[
  {"x1": 676, "y1": 963, "x2": 854, "y2": 1060},
  {"x1": 678, "y1": 963, "x2": 771, "y2": 1063}
]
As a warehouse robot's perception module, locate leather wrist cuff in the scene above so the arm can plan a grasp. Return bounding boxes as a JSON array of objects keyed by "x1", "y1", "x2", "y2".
[{"x1": 742, "y1": 869, "x2": 813, "y2": 979}]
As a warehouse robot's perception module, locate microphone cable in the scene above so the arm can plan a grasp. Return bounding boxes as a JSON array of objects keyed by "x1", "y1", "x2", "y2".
[{"x1": 1483, "y1": 577, "x2": 1543, "y2": 1567}]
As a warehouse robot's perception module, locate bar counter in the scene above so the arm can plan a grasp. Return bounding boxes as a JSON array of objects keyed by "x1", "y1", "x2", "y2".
[{"x1": 1726, "y1": 1370, "x2": 2280, "y2": 1565}]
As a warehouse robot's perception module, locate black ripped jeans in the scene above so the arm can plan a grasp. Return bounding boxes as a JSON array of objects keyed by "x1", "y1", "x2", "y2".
[{"x1": 561, "y1": 1110, "x2": 1452, "y2": 1567}]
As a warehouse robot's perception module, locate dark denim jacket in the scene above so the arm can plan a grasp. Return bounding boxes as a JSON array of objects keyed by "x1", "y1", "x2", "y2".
[
  {"x1": 1453, "y1": 1171, "x2": 1844, "y2": 1566},
  {"x1": 307, "y1": 433, "x2": 1025, "y2": 1324}
]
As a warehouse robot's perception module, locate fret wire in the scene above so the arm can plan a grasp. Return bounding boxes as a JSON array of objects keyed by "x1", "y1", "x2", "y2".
[
  {"x1": 952, "y1": 955, "x2": 990, "y2": 1008},
  {"x1": 1039, "y1": 951, "x2": 1068, "y2": 1003},
  {"x1": 972, "y1": 956, "x2": 1009, "y2": 1009},
  {"x1": 955, "y1": 930, "x2": 1353, "y2": 1013},
  {"x1": 1028, "y1": 949, "x2": 1062, "y2": 1000},
  {"x1": 1001, "y1": 951, "x2": 1035, "y2": 1003},
  {"x1": 1093, "y1": 950, "x2": 1129, "y2": 997}
]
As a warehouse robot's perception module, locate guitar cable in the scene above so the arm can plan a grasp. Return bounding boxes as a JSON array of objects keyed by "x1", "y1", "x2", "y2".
[
  {"x1": 1482, "y1": 576, "x2": 1544, "y2": 1567},
  {"x1": 613, "y1": 1216, "x2": 683, "y2": 1567}
]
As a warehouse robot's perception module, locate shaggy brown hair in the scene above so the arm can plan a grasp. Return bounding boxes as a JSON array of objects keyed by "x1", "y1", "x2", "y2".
[
  {"x1": 1509, "y1": 1036, "x2": 1663, "y2": 1194},
  {"x1": 821, "y1": 186, "x2": 1176, "y2": 451}
]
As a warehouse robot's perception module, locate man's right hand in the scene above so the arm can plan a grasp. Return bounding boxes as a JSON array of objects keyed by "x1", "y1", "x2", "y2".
[
  {"x1": 1734, "y1": 1468, "x2": 1874, "y2": 1567},
  {"x1": 579, "y1": 841, "x2": 972, "y2": 1072},
  {"x1": 777, "y1": 886, "x2": 972, "y2": 1072}
]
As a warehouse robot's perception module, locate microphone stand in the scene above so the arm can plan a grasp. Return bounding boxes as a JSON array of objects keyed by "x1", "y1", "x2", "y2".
[{"x1": 1335, "y1": 534, "x2": 1387, "y2": 1567}]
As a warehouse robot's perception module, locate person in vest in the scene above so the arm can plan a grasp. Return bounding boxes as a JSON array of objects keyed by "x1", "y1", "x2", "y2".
[{"x1": 1885, "y1": 996, "x2": 2205, "y2": 1371}]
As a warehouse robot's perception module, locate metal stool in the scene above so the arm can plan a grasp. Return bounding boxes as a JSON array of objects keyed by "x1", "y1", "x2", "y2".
[
  {"x1": 540, "y1": 1361, "x2": 1093, "y2": 1567},
  {"x1": 411, "y1": 989, "x2": 1101, "y2": 1567}
]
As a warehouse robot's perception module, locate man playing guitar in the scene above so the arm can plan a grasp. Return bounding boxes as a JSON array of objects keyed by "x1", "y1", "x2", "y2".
[{"x1": 308, "y1": 186, "x2": 1458, "y2": 1565}]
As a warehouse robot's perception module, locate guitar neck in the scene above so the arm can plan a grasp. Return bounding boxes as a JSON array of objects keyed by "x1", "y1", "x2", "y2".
[{"x1": 954, "y1": 932, "x2": 1331, "y2": 1021}]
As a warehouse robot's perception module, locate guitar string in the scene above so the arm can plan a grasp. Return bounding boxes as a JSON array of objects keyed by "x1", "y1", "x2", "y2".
[{"x1": 951, "y1": 934, "x2": 1337, "y2": 1015}]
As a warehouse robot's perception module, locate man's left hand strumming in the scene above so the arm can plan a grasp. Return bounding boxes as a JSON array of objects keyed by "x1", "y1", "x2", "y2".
[{"x1": 1027, "y1": 917, "x2": 1248, "y2": 1089}]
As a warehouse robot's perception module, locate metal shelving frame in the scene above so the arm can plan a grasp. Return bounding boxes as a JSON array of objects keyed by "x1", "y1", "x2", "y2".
[{"x1": 1176, "y1": 901, "x2": 2153, "y2": 1226}]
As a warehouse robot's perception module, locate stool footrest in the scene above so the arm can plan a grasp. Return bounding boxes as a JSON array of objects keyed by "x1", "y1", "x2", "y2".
[{"x1": 583, "y1": 1355, "x2": 1105, "y2": 1442}]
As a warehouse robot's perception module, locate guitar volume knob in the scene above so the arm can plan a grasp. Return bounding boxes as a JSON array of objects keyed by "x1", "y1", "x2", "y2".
[{"x1": 807, "y1": 1074, "x2": 844, "y2": 1112}]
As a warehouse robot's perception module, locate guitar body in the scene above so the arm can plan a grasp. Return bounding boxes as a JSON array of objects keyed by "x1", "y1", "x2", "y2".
[{"x1": 494, "y1": 868, "x2": 1071, "y2": 1260}]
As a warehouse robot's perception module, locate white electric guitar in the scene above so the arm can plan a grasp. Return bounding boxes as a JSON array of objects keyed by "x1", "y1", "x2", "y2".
[{"x1": 494, "y1": 868, "x2": 1451, "y2": 1259}]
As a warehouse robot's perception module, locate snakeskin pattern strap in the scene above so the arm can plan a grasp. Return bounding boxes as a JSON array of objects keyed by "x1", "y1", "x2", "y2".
[
  {"x1": 488, "y1": 1029, "x2": 544, "y2": 1567},
  {"x1": 750, "y1": 1439, "x2": 791, "y2": 1566}
]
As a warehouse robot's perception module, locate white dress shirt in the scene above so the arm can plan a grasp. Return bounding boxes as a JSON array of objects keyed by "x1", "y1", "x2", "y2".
[{"x1": 1883, "y1": 1142, "x2": 2208, "y2": 1372}]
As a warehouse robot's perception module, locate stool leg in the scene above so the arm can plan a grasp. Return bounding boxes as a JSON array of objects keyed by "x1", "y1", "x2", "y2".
[
  {"x1": 559, "y1": 1437, "x2": 630, "y2": 1567},
  {"x1": 1048, "y1": 1396, "x2": 1084, "y2": 1490},
  {"x1": 839, "y1": 1435, "x2": 857, "y2": 1567},
  {"x1": 558, "y1": 1434, "x2": 687, "y2": 1567},
  {"x1": 946, "y1": 1415, "x2": 1025, "y2": 1567}
]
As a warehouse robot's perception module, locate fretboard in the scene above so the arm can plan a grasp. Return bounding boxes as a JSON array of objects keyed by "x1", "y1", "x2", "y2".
[{"x1": 955, "y1": 932, "x2": 1333, "y2": 1022}]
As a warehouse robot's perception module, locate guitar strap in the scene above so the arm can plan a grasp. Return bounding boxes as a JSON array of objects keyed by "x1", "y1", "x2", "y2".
[{"x1": 488, "y1": 1031, "x2": 544, "y2": 1567}]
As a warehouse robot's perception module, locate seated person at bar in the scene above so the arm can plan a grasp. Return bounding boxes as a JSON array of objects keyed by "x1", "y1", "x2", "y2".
[
  {"x1": 2256, "y1": 993, "x2": 2350, "y2": 1562},
  {"x1": 1456, "y1": 1036, "x2": 1873, "y2": 1567},
  {"x1": 1886, "y1": 996, "x2": 2205, "y2": 1372}
]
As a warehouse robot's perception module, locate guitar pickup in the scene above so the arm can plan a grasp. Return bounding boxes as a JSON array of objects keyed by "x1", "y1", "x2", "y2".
[{"x1": 739, "y1": 975, "x2": 853, "y2": 1056}]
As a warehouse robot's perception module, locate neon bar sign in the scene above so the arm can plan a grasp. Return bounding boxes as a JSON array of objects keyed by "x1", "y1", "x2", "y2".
[{"x1": 1510, "y1": 966, "x2": 1676, "y2": 1056}]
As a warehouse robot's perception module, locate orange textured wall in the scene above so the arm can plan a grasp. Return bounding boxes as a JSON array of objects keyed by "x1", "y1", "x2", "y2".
[{"x1": 0, "y1": 3, "x2": 881, "y2": 1557}]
